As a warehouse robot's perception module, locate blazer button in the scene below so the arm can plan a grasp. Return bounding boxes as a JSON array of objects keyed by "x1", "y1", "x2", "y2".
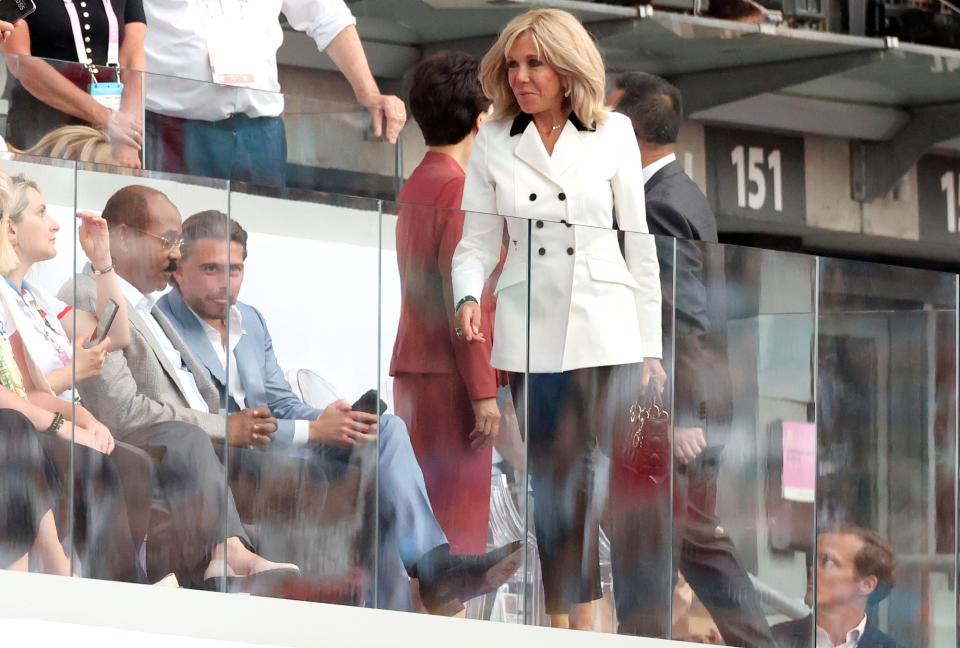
[
  {"x1": 529, "y1": 193, "x2": 537, "y2": 201},
  {"x1": 567, "y1": 247, "x2": 574, "y2": 255},
  {"x1": 538, "y1": 247, "x2": 546, "y2": 256},
  {"x1": 558, "y1": 192, "x2": 566, "y2": 201},
  {"x1": 536, "y1": 220, "x2": 544, "y2": 228}
]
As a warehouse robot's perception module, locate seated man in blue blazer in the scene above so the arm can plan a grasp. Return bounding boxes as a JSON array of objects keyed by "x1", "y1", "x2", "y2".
[{"x1": 157, "y1": 210, "x2": 520, "y2": 615}]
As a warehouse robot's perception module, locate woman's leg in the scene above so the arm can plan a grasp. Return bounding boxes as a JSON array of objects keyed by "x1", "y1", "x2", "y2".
[
  {"x1": 513, "y1": 372, "x2": 602, "y2": 624},
  {"x1": 33, "y1": 509, "x2": 70, "y2": 576}
]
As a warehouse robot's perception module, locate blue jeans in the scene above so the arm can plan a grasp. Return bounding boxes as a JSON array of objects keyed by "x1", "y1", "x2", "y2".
[{"x1": 144, "y1": 111, "x2": 288, "y2": 187}]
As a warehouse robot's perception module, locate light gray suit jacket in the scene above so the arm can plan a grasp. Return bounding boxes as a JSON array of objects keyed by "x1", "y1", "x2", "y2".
[{"x1": 58, "y1": 265, "x2": 226, "y2": 440}]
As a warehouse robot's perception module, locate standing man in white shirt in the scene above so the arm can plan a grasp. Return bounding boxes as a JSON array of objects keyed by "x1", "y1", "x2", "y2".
[
  {"x1": 772, "y1": 526, "x2": 901, "y2": 648},
  {"x1": 142, "y1": 0, "x2": 406, "y2": 187}
]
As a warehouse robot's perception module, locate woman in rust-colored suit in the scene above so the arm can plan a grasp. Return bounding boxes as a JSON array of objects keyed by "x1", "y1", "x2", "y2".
[{"x1": 390, "y1": 52, "x2": 505, "y2": 555}]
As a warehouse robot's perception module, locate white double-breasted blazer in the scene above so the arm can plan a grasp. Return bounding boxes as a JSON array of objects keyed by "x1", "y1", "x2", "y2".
[{"x1": 451, "y1": 110, "x2": 663, "y2": 374}]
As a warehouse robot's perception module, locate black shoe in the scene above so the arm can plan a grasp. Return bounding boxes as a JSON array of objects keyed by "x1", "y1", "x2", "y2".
[{"x1": 416, "y1": 540, "x2": 524, "y2": 615}]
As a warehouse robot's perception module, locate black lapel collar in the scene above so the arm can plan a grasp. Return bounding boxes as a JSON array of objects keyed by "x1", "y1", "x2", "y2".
[
  {"x1": 510, "y1": 112, "x2": 533, "y2": 136},
  {"x1": 509, "y1": 111, "x2": 595, "y2": 137}
]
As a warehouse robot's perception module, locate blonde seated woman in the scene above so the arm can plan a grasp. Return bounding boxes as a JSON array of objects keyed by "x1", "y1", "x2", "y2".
[{"x1": 0, "y1": 169, "x2": 145, "y2": 581}]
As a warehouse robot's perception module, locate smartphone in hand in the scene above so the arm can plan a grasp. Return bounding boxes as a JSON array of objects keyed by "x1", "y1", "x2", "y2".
[
  {"x1": 84, "y1": 298, "x2": 119, "y2": 349},
  {"x1": 352, "y1": 389, "x2": 387, "y2": 416},
  {"x1": 0, "y1": 0, "x2": 36, "y2": 24}
]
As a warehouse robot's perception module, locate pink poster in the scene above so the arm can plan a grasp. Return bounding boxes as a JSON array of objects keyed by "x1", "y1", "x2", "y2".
[{"x1": 782, "y1": 421, "x2": 816, "y2": 503}]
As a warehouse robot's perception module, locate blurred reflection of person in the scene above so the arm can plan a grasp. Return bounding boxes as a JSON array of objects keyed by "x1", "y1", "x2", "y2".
[
  {"x1": 609, "y1": 72, "x2": 776, "y2": 647},
  {"x1": 390, "y1": 51, "x2": 505, "y2": 556},
  {"x1": 453, "y1": 9, "x2": 665, "y2": 630},
  {"x1": 773, "y1": 526, "x2": 900, "y2": 648}
]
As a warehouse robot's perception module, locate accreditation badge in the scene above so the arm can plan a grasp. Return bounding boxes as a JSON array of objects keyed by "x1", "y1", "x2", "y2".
[
  {"x1": 88, "y1": 81, "x2": 124, "y2": 111},
  {"x1": 207, "y1": 19, "x2": 260, "y2": 88}
]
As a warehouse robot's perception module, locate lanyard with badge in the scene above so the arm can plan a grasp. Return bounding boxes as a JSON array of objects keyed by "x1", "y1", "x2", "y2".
[
  {"x1": 203, "y1": 0, "x2": 260, "y2": 88},
  {"x1": 3, "y1": 278, "x2": 73, "y2": 368},
  {"x1": 63, "y1": 0, "x2": 123, "y2": 111}
]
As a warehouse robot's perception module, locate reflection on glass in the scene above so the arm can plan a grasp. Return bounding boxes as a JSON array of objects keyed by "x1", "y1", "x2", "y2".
[
  {"x1": 669, "y1": 241, "x2": 806, "y2": 647},
  {"x1": 3, "y1": 124, "x2": 960, "y2": 648},
  {"x1": 816, "y1": 259, "x2": 957, "y2": 648}
]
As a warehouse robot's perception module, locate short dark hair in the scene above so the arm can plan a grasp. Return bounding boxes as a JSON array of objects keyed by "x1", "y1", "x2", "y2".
[
  {"x1": 836, "y1": 524, "x2": 897, "y2": 606},
  {"x1": 102, "y1": 185, "x2": 170, "y2": 231},
  {"x1": 180, "y1": 210, "x2": 248, "y2": 261},
  {"x1": 614, "y1": 72, "x2": 683, "y2": 145},
  {"x1": 409, "y1": 51, "x2": 490, "y2": 147}
]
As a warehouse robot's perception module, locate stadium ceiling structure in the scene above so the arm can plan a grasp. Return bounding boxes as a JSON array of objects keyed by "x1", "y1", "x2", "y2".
[{"x1": 281, "y1": 0, "x2": 960, "y2": 201}]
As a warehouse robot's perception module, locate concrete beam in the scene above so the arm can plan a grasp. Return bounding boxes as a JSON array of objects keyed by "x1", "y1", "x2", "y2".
[
  {"x1": 851, "y1": 101, "x2": 960, "y2": 201},
  {"x1": 669, "y1": 49, "x2": 884, "y2": 114}
]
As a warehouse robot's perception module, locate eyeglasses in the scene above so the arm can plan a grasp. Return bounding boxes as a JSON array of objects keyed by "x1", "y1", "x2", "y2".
[{"x1": 125, "y1": 225, "x2": 184, "y2": 251}]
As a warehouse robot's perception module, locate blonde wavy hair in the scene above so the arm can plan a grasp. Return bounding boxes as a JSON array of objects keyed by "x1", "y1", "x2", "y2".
[
  {"x1": 23, "y1": 126, "x2": 116, "y2": 165},
  {"x1": 479, "y1": 9, "x2": 608, "y2": 127}
]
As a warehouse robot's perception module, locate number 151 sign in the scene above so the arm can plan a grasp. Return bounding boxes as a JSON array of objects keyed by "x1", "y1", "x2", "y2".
[
  {"x1": 705, "y1": 127, "x2": 806, "y2": 226},
  {"x1": 918, "y1": 155, "x2": 960, "y2": 240}
]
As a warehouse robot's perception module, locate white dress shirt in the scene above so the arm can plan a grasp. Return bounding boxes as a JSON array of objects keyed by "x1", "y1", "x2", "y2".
[
  {"x1": 144, "y1": 0, "x2": 356, "y2": 120},
  {"x1": 190, "y1": 304, "x2": 312, "y2": 445},
  {"x1": 642, "y1": 152, "x2": 676, "y2": 186},
  {"x1": 117, "y1": 276, "x2": 210, "y2": 411},
  {"x1": 816, "y1": 616, "x2": 867, "y2": 648}
]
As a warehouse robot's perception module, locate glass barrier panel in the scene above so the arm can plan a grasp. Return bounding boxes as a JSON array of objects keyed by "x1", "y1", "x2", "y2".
[
  {"x1": 0, "y1": 52, "x2": 393, "y2": 200},
  {"x1": 0, "y1": 154, "x2": 78, "y2": 582},
  {"x1": 143, "y1": 74, "x2": 388, "y2": 197},
  {"x1": 380, "y1": 199, "x2": 529, "y2": 622},
  {"x1": 672, "y1": 240, "x2": 816, "y2": 647},
  {"x1": 224, "y1": 182, "x2": 381, "y2": 606},
  {"x1": 71, "y1": 162, "x2": 231, "y2": 591},
  {"x1": 816, "y1": 257, "x2": 958, "y2": 648},
  {"x1": 604, "y1": 229, "x2": 678, "y2": 638},
  {"x1": 519, "y1": 219, "x2": 675, "y2": 635}
]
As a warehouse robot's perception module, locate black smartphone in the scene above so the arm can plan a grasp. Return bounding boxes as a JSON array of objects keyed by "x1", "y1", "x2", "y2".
[
  {"x1": 84, "y1": 298, "x2": 119, "y2": 349},
  {"x1": 352, "y1": 389, "x2": 387, "y2": 416},
  {"x1": 0, "y1": 0, "x2": 36, "y2": 24}
]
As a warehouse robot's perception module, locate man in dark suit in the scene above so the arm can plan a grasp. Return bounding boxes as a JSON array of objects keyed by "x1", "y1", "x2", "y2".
[
  {"x1": 608, "y1": 73, "x2": 776, "y2": 647},
  {"x1": 773, "y1": 526, "x2": 901, "y2": 648}
]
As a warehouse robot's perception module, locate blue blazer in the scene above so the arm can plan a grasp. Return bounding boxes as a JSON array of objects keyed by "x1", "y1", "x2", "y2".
[
  {"x1": 157, "y1": 286, "x2": 322, "y2": 446},
  {"x1": 772, "y1": 617, "x2": 901, "y2": 648}
]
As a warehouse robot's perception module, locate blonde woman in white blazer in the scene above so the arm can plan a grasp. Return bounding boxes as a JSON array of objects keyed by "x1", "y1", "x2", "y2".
[{"x1": 452, "y1": 9, "x2": 666, "y2": 631}]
